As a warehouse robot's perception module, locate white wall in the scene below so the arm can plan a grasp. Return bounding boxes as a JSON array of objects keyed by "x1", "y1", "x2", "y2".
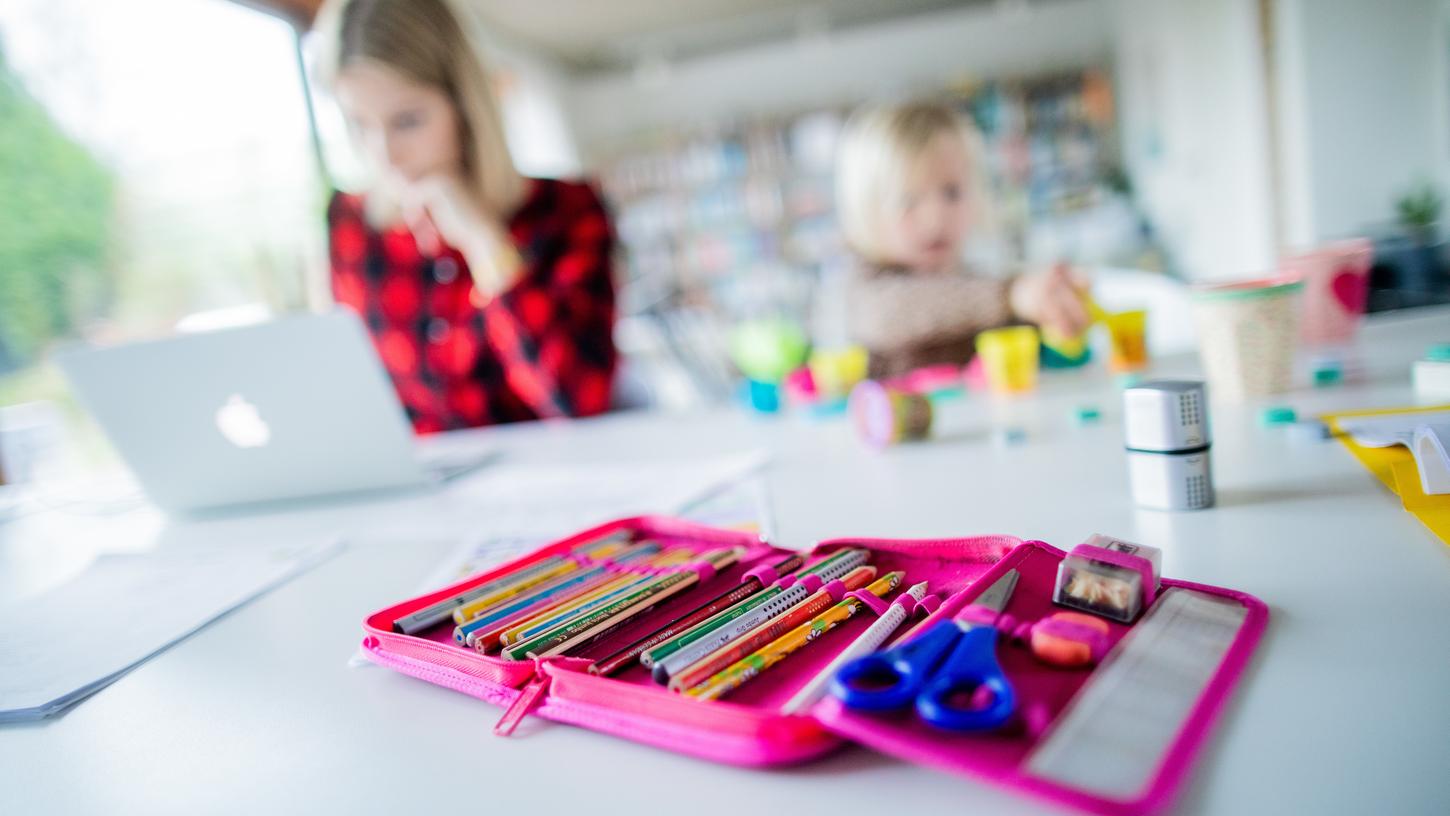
[
  {"x1": 460, "y1": 11, "x2": 585, "y2": 178},
  {"x1": 1273, "y1": 0, "x2": 1450, "y2": 248},
  {"x1": 1112, "y1": 0, "x2": 1277, "y2": 282},
  {"x1": 567, "y1": 0, "x2": 1116, "y2": 158}
]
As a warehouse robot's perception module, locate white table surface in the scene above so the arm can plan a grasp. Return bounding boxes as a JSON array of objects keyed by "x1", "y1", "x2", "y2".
[{"x1": 3, "y1": 307, "x2": 1449, "y2": 815}]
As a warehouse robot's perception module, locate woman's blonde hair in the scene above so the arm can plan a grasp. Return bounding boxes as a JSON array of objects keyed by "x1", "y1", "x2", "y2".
[
  {"x1": 312, "y1": 0, "x2": 525, "y2": 224},
  {"x1": 835, "y1": 100, "x2": 994, "y2": 265}
]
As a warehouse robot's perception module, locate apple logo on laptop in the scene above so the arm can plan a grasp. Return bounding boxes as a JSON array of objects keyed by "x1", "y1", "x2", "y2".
[{"x1": 216, "y1": 394, "x2": 271, "y2": 448}]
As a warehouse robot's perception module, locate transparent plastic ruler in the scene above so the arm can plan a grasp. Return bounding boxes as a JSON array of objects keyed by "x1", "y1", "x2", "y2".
[{"x1": 1024, "y1": 588, "x2": 1249, "y2": 799}]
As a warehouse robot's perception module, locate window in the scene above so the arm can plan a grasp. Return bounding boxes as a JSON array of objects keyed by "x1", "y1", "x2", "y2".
[{"x1": 0, "y1": 0, "x2": 323, "y2": 476}]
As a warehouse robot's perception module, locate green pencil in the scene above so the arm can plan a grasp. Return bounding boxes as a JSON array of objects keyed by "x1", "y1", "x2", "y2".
[
  {"x1": 639, "y1": 548, "x2": 865, "y2": 668},
  {"x1": 502, "y1": 548, "x2": 742, "y2": 660}
]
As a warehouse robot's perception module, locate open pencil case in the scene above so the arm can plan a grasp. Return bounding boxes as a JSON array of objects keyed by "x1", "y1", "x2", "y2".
[{"x1": 361, "y1": 515, "x2": 1268, "y2": 816}]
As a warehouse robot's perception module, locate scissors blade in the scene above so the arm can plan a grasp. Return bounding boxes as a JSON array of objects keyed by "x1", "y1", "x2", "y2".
[{"x1": 969, "y1": 569, "x2": 1019, "y2": 616}]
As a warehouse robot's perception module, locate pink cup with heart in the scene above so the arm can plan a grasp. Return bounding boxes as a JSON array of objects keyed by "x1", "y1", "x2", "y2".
[{"x1": 1283, "y1": 238, "x2": 1374, "y2": 345}]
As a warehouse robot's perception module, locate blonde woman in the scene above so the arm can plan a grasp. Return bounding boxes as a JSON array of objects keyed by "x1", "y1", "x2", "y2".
[
  {"x1": 315, "y1": 0, "x2": 615, "y2": 431},
  {"x1": 837, "y1": 101, "x2": 1089, "y2": 378}
]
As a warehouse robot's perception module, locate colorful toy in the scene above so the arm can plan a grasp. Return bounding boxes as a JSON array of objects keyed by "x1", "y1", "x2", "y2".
[
  {"x1": 808, "y1": 346, "x2": 869, "y2": 398},
  {"x1": 729, "y1": 320, "x2": 809, "y2": 384},
  {"x1": 976, "y1": 326, "x2": 1041, "y2": 395},
  {"x1": 1103, "y1": 309, "x2": 1149, "y2": 374},
  {"x1": 849, "y1": 380, "x2": 933, "y2": 447}
]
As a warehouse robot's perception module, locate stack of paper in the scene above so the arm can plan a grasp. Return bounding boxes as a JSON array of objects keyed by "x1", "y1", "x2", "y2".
[
  {"x1": 0, "y1": 540, "x2": 342, "y2": 722},
  {"x1": 1338, "y1": 411, "x2": 1450, "y2": 495}
]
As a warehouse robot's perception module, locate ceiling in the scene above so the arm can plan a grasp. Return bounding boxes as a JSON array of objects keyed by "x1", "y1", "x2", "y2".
[
  {"x1": 236, "y1": 0, "x2": 987, "y2": 74},
  {"x1": 464, "y1": 0, "x2": 985, "y2": 73}
]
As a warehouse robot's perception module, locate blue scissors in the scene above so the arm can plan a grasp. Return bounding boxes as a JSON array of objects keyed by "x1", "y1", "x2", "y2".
[{"x1": 830, "y1": 569, "x2": 1019, "y2": 732}]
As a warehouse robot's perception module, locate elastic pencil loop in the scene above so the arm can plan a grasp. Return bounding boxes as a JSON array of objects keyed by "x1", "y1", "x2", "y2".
[
  {"x1": 847, "y1": 589, "x2": 891, "y2": 616},
  {"x1": 743, "y1": 564, "x2": 779, "y2": 585},
  {"x1": 797, "y1": 574, "x2": 825, "y2": 594},
  {"x1": 916, "y1": 595, "x2": 942, "y2": 616},
  {"x1": 888, "y1": 591, "x2": 932, "y2": 616},
  {"x1": 822, "y1": 578, "x2": 848, "y2": 602},
  {"x1": 677, "y1": 560, "x2": 717, "y2": 583},
  {"x1": 776, "y1": 574, "x2": 798, "y2": 589},
  {"x1": 995, "y1": 612, "x2": 1029, "y2": 640}
]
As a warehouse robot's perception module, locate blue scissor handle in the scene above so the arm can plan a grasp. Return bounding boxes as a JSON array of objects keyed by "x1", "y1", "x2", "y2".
[
  {"x1": 915, "y1": 624, "x2": 1017, "y2": 732},
  {"x1": 831, "y1": 621, "x2": 961, "y2": 711}
]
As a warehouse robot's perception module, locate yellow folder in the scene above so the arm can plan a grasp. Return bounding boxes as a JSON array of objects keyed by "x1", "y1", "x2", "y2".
[{"x1": 1322, "y1": 404, "x2": 1450, "y2": 546}]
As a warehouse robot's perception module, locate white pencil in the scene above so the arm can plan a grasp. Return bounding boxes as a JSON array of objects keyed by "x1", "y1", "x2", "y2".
[{"x1": 781, "y1": 581, "x2": 929, "y2": 714}]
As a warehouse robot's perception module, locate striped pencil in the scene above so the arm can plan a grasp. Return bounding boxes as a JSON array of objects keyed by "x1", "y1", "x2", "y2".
[
  {"x1": 651, "y1": 551, "x2": 873, "y2": 683},
  {"x1": 667, "y1": 565, "x2": 879, "y2": 692},
  {"x1": 588, "y1": 553, "x2": 806, "y2": 676},
  {"x1": 683, "y1": 571, "x2": 904, "y2": 701},
  {"x1": 640, "y1": 548, "x2": 868, "y2": 669}
]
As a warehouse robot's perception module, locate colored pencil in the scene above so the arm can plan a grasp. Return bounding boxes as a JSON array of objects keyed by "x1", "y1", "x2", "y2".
[
  {"x1": 467, "y1": 550, "x2": 685, "y2": 653},
  {"x1": 781, "y1": 581, "x2": 928, "y2": 713},
  {"x1": 588, "y1": 553, "x2": 806, "y2": 676},
  {"x1": 497, "y1": 548, "x2": 694, "y2": 646},
  {"x1": 683, "y1": 571, "x2": 904, "y2": 701},
  {"x1": 640, "y1": 548, "x2": 867, "y2": 669},
  {"x1": 453, "y1": 543, "x2": 663, "y2": 645},
  {"x1": 667, "y1": 565, "x2": 879, "y2": 692},
  {"x1": 449, "y1": 532, "x2": 633, "y2": 625},
  {"x1": 395, "y1": 531, "x2": 631, "y2": 633},
  {"x1": 503, "y1": 548, "x2": 743, "y2": 660},
  {"x1": 651, "y1": 551, "x2": 872, "y2": 683}
]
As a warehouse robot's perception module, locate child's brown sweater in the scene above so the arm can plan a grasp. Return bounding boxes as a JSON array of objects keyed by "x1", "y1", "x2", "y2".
[{"x1": 846, "y1": 262, "x2": 1014, "y2": 379}]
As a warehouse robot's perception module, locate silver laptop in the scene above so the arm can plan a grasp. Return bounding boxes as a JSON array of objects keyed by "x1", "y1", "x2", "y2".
[{"x1": 56, "y1": 310, "x2": 489, "y2": 514}]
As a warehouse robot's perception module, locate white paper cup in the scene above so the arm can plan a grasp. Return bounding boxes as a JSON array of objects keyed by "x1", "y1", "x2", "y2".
[{"x1": 1191, "y1": 277, "x2": 1303, "y2": 400}]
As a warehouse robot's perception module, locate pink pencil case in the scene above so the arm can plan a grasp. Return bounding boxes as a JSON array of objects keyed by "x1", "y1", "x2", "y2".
[{"x1": 360, "y1": 516, "x2": 1267, "y2": 816}]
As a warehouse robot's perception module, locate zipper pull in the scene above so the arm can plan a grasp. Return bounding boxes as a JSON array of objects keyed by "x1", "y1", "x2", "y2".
[{"x1": 493, "y1": 672, "x2": 552, "y2": 737}]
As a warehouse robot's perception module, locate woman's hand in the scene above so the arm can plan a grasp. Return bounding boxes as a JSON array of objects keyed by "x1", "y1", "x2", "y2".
[
  {"x1": 1009, "y1": 263, "x2": 1092, "y2": 337},
  {"x1": 401, "y1": 175, "x2": 523, "y2": 299}
]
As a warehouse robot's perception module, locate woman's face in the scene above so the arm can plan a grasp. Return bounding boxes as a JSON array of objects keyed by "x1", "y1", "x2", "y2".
[
  {"x1": 335, "y1": 59, "x2": 463, "y2": 185},
  {"x1": 881, "y1": 132, "x2": 975, "y2": 272}
]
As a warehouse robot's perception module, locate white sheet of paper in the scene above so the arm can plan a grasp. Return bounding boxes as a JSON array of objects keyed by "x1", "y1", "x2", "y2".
[
  {"x1": 1413, "y1": 424, "x2": 1450, "y2": 495},
  {"x1": 417, "y1": 450, "x2": 769, "y2": 590},
  {"x1": 1338, "y1": 411, "x2": 1450, "y2": 495},
  {"x1": 0, "y1": 539, "x2": 343, "y2": 722},
  {"x1": 1338, "y1": 410, "x2": 1450, "y2": 447}
]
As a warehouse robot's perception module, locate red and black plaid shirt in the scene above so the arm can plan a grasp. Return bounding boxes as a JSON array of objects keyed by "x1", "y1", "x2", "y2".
[{"x1": 327, "y1": 178, "x2": 616, "y2": 432}]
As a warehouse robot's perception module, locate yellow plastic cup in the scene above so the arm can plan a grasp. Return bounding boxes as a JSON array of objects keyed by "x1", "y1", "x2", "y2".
[
  {"x1": 809, "y1": 346, "x2": 869, "y2": 398},
  {"x1": 1103, "y1": 310, "x2": 1149, "y2": 373},
  {"x1": 975, "y1": 326, "x2": 1040, "y2": 394}
]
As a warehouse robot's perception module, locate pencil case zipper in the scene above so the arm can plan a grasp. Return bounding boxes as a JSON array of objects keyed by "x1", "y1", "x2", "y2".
[
  {"x1": 360, "y1": 632, "x2": 530, "y2": 707},
  {"x1": 534, "y1": 664, "x2": 840, "y2": 765}
]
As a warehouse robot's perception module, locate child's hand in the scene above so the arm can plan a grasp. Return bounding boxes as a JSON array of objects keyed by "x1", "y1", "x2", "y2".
[{"x1": 1009, "y1": 264, "x2": 1093, "y2": 337}]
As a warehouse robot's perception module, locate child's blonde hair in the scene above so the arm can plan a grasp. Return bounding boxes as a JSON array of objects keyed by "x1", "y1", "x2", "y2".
[
  {"x1": 835, "y1": 100, "x2": 994, "y2": 265},
  {"x1": 311, "y1": 0, "x2": 525, "y2": 225}
]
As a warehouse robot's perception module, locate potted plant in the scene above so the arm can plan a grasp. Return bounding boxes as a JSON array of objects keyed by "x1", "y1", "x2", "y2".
[{"x1": 1392, "y1": 182, "x2": 1445, "y2": 293}]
